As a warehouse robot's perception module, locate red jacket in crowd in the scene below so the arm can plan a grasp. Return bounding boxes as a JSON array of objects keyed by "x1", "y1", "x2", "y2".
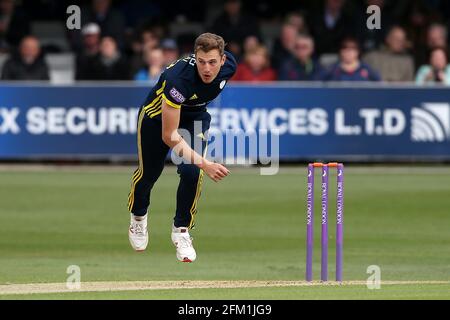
[{"x1": 232, "y1": 63, "x2": 277, "y2": 82}]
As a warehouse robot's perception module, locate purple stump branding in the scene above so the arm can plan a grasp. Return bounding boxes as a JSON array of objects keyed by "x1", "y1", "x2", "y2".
[
  {"x1": 336, "y1": 164, "x2": 344, "y2": 282},
  {"x1": 321, "y1": 165, "x2": 329, "y2": 282},
  {"x1": 306, "y1": 162, "x2": 344, "y2": 282},
  {"x1": 306, "y1": 164, "x2": 314, "y2": 282}
]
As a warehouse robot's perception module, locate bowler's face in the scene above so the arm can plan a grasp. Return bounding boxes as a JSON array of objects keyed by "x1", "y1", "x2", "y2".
[{"x1": 196, "y1": 49, "x2": 226, "y2": 84}]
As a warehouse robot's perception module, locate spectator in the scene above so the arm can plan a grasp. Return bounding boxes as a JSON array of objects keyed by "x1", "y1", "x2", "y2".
[
  {"x1": 81, "y1": 0, "x2": 126, "y2": 48},
  {"x1": 129, "y1": 28, "x2": 161, "y2": 77},
  {"x1": 243, "y1": 35, "x2": 260, "y2": 55},
  {"x1": 402, "y1": 0, "x2": 437, "y2": 53},
  {"x1": 271, "y1": 23, "x2": 298, "y2": 70},
  {"x1": 415, "y1": 23, "x2": 448, "y2": 69},
  {"x1": 134, "y1": 46, "x2": 164, "y2": 84},
  {"x1": 232, "y1": 45, "x2": 276, "y2": 82},
  {"x1": 210, "y1": 0, "x2": 261, "y2": 62},
  {"x1": 310, "y1": 0, "x2": 354, "y2": 55},
  {"x1": 427, "y1": 23, "x2": 448, "y2": 49},
  {"x1": 1, "y1": 35, "x2": 49, "y2": 80},
  {"x1": 141, "y1": 28, "x2": 160, "y2": 49},
  {"x1": 416, "y1": 47, "x2": 450, "y2": 85},
  {"x1": 161, "y1": 38, "x2": 179, "y2": 67},
  {"x1": 278, "y1": 34, "x2": 324, "y2": 81},
  {"x1": 80, "y1": 36, "x2": 129, "y2": 80},
  {"x1": 76, "y1": 23, "x2": 101, "y2": 80},
  {"x1": 363, "y1": 26, "x2": 414, "y2": 82},
  {"x1": 285, "y1": 11, "x2": 310, "y2": 34},
  {"x1": 0, "y1": 0, "x2": 30, "y2": 52},
  {"x1": 323, "y1": 37, "x2": 381, "y2": 82},
  {"x1": 80, "y1": 23, "x2": 101, "y2": 57}
]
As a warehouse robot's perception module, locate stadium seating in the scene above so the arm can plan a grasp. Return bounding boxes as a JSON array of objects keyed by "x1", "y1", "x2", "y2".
[
  {"x1": 0, "y1": 53, "x2": 9, "y2": 76},
  {"x1": 44, "y1": 53, "x2": 75, "y2": 83}
]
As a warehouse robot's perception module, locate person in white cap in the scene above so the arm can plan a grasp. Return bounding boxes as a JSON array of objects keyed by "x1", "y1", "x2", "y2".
[
  {"x1": 76, "y1": 23, "x2": 101, "y2": 80},
  {"x1": 81, "y1": 23, "x2": 101, "y2": 56}
]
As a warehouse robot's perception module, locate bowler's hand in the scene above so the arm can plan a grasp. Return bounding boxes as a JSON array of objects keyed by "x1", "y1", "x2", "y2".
[{"x1": 202, "y1": 160, "x2": 230, "y2": 182}]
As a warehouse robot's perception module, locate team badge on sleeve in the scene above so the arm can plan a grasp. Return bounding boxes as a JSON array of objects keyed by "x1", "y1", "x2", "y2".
[{"x1": 169, "y1": 87, "x2": 186, "y2": 103}]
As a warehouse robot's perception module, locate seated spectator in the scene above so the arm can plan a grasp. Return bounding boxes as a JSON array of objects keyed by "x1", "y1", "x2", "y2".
[
  {"x1": 428, "y1": 24, "x2": 448, "y2": 49},
  {"x1": 134, "y1": 46, "x2": 164, "y2": 84},
  {"x1": 278, "y1": 34, "x2": 324, "y2": 81},
  {"x1": 0, "y1": 0, "x2": 30, "y2": 52},
  {"x1": 79, "y1": 36, "x2": 129, "y2": 80},
  {"x1": 416, "y1": 47, "x2": 450, "y2": 85},
  {"x1": 161, "y1": 38, "x2": 179, "y2": 68},
  {"x1": 322, "y1": 37, "x2": 381, "y2": 82},
  {"x1": 415, "y1": 23, "x2": 448, "y2": 70},
  {"x1": 210, "y1": 0, "x2": 261, "y2": 62},
  {"x1": 285, "y1": 11, "x2": 310, "y2": 35},
  {"x1": 1, "y1": 35, "x2": 49, "y2": 80},
  {"x1": 128, "y1": 28, "x2": 161, "y2": 78},
  {"x1": 363, "y1": 26, "x2": 414, "y2": 82},
  {"x1": 81, "y1": 0, "x2": 126, "y2": 48},
  {"x1": 76, "y1": 23, "x2": 101, "y2": 80},
  {"x1": 79, "y1": 23, "x2": 101, "y2": 56},
  {"x1": 243, "y1": 35, "x2": 260, "y2": 55},
  {"x1": 232, "y1": 45, "x2": 276, "y2": 82},
  {"x1": 271, "y1": 23, "x2": 298, "y2": 70},
  {"x1": 403, "y1": 0, "x2": 436, "y2": 63},
  {"x1": 141, "y1": 28, "x2": 160, "y2": 49}
]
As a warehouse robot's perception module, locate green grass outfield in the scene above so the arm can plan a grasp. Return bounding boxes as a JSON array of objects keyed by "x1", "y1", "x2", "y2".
[{"x1": 0, "y1": 165, "x2": 449, "y2": 300}]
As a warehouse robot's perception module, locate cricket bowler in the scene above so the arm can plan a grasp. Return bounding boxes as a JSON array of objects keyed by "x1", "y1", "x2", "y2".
[{"x1": 127, "y1": 33, "x2": 237, "y2": 262}]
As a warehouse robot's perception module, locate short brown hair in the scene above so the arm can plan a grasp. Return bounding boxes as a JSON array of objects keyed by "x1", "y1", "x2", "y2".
[
  {"x1": 340, "y1": 37, "x2": 360, "y2": 51},
  {"x1": 194, "y1": 33, "x2": 225, "y2": 56},
  {"x1": 245, "y1": 45, "x2": 270, "y2": 68}
]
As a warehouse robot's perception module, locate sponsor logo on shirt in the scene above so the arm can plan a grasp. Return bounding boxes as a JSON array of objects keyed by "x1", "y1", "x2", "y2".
[{"x1": 169, "y1": 87, "x2": 186, "y2": 103}]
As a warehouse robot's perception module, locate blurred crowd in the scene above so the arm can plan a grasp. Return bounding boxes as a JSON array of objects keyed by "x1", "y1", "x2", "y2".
[{"x1": 1, "y1": 0, "x2": 450, "y2": 84}]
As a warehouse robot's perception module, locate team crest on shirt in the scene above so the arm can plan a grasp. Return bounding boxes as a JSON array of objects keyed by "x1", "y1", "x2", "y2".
[
  {"x1": 220, "y1": 80, "x2": 227, "y2": 89},
  {"x1": 169, "y1": 87, "x2": 186, "y2": 103}
]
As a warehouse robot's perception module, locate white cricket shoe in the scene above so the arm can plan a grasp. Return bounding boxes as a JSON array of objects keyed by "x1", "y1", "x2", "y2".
[
  {"x1": 128, "y1": 214, "x2": 148, "y2": 252},
  {"x1": 171, "y1": 225, "x2": 196, "y2": 262}
]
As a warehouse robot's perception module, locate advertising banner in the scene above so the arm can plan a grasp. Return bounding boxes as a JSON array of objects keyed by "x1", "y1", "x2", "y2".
[{"x1": 1, "y1": 84, "x2": 449, "y2": 161}]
